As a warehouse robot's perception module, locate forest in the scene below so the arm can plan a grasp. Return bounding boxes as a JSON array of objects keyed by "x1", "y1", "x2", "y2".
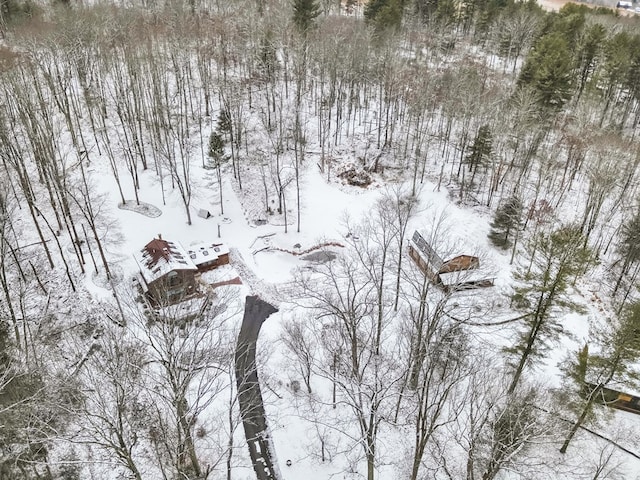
[{"x1": 2, "y1": 0, "x2": 640, "y2": 478}]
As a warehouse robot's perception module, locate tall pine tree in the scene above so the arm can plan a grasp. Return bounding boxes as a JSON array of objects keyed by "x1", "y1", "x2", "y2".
[
  {"x1": 466, "y1": 125, "x2": 492, "y2": 172},
  {"x1": 292, "y1": 0, "x2": 321, "y2": 34},
  {"x1": 506, "y1": 226, "x2": 594, "y2": 394},
  {"x1": 489, "y1": 196, "x2": 523, "y2": 249},
  {"x1": 365, "y1": 0, "x2": 404, "y2": 31},
  {"x1": 613, "y1": 208, "x2": 640, "y2": 296},
  {"x1": 208, "y1": 131, "x2": 226, "y2": 215},
  {"x1": 518, "y1": 32, "x2": 574, "y2": 111}
]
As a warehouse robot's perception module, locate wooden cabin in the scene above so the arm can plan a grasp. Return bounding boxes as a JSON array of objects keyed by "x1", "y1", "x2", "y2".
[
  {"x1": 408, "y1": 230, "x2": 494, "y2": 292},
  {"x1": 136, "y1": 236, "x2": 198, "y2": 306},
  {"x1": 136, "y1": 236, "x2": 231, "y2": 306}
]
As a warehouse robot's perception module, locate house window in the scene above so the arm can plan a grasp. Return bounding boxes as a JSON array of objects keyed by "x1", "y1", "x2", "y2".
[{"x1": 167, "y1": 271, "x2": 181, "y2": 287}]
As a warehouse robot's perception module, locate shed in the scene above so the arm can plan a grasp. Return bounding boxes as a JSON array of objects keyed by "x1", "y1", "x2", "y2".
[
  {"x1": 408, "y1": 230, "x2": 494, "y2": 291},
  {"x1": 197, "y1": 209, "x2": 212, "y2": 219}
]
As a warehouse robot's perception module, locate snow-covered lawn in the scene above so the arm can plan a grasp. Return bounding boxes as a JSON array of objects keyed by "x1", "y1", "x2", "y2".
[{"x1": 75, "y1": 150, "x2": 640, "y2": 478}]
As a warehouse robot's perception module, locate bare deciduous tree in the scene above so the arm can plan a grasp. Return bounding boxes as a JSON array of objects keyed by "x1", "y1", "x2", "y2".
[{"x1": 130, "y1": 288, "x2": 240, "y2": 480}]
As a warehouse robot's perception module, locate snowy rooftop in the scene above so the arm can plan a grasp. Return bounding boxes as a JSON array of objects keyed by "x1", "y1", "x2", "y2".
[
  {"x1": 411, "y1": 228, "x2": 489, "y2": 264},
  {"x1": 410, "y1": 230, "x2": 445, "y2": 270},
  {"x1": 136, "y1": 236, "x2": 197, "y2": 283},
  {"x1": 186, "y1": 242, "x2": 230, "y2": 268},
  {"x1": 439, "y1": 269, "x2": 494, "y2": 287},
  {"x1": 410, "y1": 228, "x2": 496, "y2": 284}
]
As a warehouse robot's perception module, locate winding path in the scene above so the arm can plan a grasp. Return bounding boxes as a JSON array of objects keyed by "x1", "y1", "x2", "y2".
[{"x1": 235, "y1": 295, "x2": 281, "y2": 480}]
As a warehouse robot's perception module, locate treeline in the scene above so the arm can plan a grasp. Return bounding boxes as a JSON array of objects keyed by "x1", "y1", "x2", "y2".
[{"x1": 0, "y1": 0, "x2": 637, "y2": 299}]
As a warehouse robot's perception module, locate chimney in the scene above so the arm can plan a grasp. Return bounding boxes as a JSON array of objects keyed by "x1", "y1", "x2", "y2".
[{"x1": 158, "y1": 234, "x2": 162, "y2": 240}]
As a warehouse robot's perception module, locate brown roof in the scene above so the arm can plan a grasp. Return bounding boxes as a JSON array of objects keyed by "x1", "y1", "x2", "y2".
[
  {"x1": 136, "y1": 237, "x2": 198, "y2": 284},
  {"x1": 143, "y1": 238, "x2": 170, "y2": 266},
  {"x1": 142, "y1": 238, "x2": 187, "y2": 269}
]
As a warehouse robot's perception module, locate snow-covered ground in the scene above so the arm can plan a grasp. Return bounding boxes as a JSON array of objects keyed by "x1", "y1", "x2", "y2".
[
  {"x1": 77, "y1": 149, "x2": 640, "y2": 478},
  {"x1": 3, "y1": 5, "x2": 639, "y2": 477}
]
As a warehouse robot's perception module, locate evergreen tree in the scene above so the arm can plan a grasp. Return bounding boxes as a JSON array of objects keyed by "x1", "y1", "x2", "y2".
[
  {"x1": 553, "y1": 8, "x2": 585, "y2": 43},
  {"x1": 463, "y1": 124, "x2": 492, "y2": 194},
  {"x1": 518, "y1": 32, "x2": 574, "y2": 111},
  {"x1": 613, "y1": 208, "x2": 640, "y2": 296},
  {"x1": 434, "y1": 0, "x2": 457, "y2": 26},
  {"x1": 574, "y1": 23, "x2": 606, "y2": 99},
  {"x1": 365, "y1": 0, "x2": 387, "y2": 20},
  {"x1": 365, "y1": 0, "x2": 404, "y2": 31},
  {"x1": 473, "y1": 0, "x2": 510, "y2": 42},
  {"x1": 465, "y1": 124, "x2": 492, "y2": 173},
  {"x1": 506, "y1": 226, "x2": 594, "y2": 394},
  {"x1": 292, "y1": 0, "x2": 321, "y2": 34},
  {"x1": 560, "y1": 302, "x2": 640, "y2": 453},
  {"x1": 489, "y1": 196, "x2": 523, "y2": 249},
  {"x1": 600, "y1": 31, "x2": 633, "y2": 107},
  {"x1": 0, "y1": 319, "x2": 9, "y2": 368},
  {"x1": 602, "y1": 31, "x2": 633, "y2": 84},
  {"x1": 207, "y1": 131, "x2": 227, "y2": 214},
  {"x1": 620, "y1": 210, "x2": 640, "y2": 266},
  {"x1": 217, "y1": 108, "x2": 232, "y2": 138},
  {"x1": 624, "y1": 34, "x2": 640, "y2": 120},
  {"x1": 208, "y1": 131, "x2": 224, "y2": 166}
]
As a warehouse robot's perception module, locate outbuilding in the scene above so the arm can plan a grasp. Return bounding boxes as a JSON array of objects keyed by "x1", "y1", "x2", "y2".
[{"x1": 408, "y1": 230, "x2": 494, "y2": 292}]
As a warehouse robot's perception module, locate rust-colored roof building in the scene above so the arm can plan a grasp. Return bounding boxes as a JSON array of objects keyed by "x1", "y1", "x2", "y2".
[{"x1": 136, "y1": 236, "x2": 230, "y2": 306}]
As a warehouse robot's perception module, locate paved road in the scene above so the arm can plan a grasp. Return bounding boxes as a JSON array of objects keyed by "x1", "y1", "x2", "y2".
[{"x1": 235, "y1": 295, "x2": 280, "y2": 480}]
